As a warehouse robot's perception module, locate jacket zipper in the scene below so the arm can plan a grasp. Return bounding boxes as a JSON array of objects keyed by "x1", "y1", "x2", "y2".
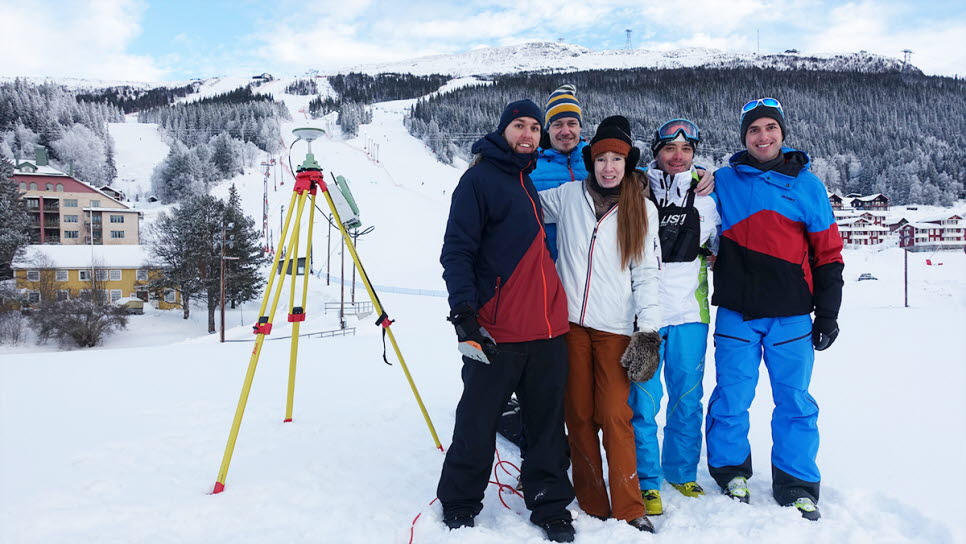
[
  {"x1": 579, "y1": 200, "x2": 619, "y2": 326},
  {"x1": 493, "y1": 276, "x2": 502, "y2": 321},
  {"x1": 519, "y1": 168, "x2": 554, "y2": 338}
]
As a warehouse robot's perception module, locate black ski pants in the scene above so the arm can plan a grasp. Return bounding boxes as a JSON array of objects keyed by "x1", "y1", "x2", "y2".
[{"x1": 437, "y1": 336, "x2": 574, "y2": 525}]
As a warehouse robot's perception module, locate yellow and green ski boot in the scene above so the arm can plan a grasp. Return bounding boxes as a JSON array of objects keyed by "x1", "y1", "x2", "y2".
[
  {"x1": 671, "y1": 482, "x2": 706, "y2": 498},
  {"x1": 642, "y1": 489, "x2": 663, "y2": 516}
]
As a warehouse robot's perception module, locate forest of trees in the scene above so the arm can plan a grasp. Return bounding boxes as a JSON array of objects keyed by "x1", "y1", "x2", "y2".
[
  {"x1": 285, "y1": 79, "x2": 318, "y2": 95},
  {"x1": 0, "y1": 79, "x2": 123, "y2": 186},
  {"x1": 140, "y1": 85, "x2": 290, "y2": 202},
  {"x1": 76, "y1": 82, "x2": 199, "y2": 113},
  {"x1": 406, "y1": 67, "x2": 966, "y2": 205},
  {"x1": 308, "y1": 72, "x2": 449, "y2": 136}
]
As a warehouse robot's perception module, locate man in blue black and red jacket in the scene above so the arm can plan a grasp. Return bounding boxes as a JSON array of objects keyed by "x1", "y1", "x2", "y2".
[
  {"x1": 705, "y1": 98, "x2": 844, "y2": 521},
  {"x1": 436, "y1": 99, "x2": 576, "y2": 542}
]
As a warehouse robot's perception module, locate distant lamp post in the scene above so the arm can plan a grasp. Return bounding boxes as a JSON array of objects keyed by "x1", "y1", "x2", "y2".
[{"x1": 221, "y1": 222, "x2": 239, "y2": 343}]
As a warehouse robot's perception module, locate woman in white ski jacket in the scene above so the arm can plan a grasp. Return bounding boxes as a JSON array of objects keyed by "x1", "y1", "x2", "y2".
[{"x1": 539, "y1": 115, "x2": 661, "y2": 533}]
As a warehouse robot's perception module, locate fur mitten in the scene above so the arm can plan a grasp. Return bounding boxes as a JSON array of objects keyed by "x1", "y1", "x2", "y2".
[{"x1": 621, "y1": 331, "x2": 662, "y2": 382}]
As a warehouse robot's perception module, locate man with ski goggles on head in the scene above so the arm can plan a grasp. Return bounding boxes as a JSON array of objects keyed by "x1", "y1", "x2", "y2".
[
  {"x1": 628, "y1": 118, "x2": 721, "y2": 517},
  {"x1": 704, "y1": 97, "x2": 844, "y2": 521}
]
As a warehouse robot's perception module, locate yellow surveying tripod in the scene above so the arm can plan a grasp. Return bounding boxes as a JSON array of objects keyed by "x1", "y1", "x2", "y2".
[{"x1": 212, "y1": 128, "x2": 442, "y2": 494}]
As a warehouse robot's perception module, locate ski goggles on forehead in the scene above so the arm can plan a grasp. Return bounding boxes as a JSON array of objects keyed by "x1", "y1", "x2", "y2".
[
  {"x1": 655, "y1": 118, "x2": 700, "y2": 143},
  {"x1": 740, "y1": 98, "x2": 784, "y2": 119}
]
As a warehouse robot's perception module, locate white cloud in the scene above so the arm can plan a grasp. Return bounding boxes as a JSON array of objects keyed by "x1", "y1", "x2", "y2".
[
  {"x1": 800, "y1": 2, "x2": 966, "y2": 76},
  {"x1": 0, "y1": 0, "x2": 165, "y2": 82}
]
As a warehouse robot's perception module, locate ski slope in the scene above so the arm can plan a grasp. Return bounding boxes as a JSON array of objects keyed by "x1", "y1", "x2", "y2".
[{"x1": 3, "y1": 79, "x2": 965, "y2": 544}]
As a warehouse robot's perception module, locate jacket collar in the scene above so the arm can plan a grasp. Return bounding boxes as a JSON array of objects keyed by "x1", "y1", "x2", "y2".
[
  {"x1": 538, "y1": 140, "x2": 587, "y2": 166},
  {"x1": 645, "y1": 161, "x2": 698, "y2": 205},
  {"x1": 729, "y1": 147, "x2": 811, "y2": 189},
  {"x1": 472, "y1": 131, "x2": 537, "y2": 175}
]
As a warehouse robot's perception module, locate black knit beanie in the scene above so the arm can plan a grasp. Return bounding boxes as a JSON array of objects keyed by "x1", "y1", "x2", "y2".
[
  {"x1": 740, "y1": 104, "x2": 786, "y2": 145},
  {"x1": 582, "y1": 115, "x2": 641, "y2": 175},
  {"x1": 496, "y1": 99, "x2": 545, "y2": 136}
]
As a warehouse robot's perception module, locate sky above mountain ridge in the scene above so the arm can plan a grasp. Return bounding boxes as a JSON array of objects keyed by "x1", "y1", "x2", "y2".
[{"x1": 1, "y1": 0, "x2": 963, "y2": 81}]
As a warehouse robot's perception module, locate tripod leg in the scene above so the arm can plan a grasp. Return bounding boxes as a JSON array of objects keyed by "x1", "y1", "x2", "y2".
[
  {"x1": 213, "y1": 190, "x2": 309, "y2": 493},
  {"x1": 320, "y1": 189, "x2": 443, "y2": 451},
  {"x1": 284, "y1": 192, "x2": 318, "y2": 422}
]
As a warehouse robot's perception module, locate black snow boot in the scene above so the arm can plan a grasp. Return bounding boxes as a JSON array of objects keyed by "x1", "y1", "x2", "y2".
[
  {"x1": 540, "y1": 519, "x2": 575, "y2": 542},
  {"x1": 628, "y1": 515, "x2": 655, "y2": 533},
  {"x1": 443, "y1": 513, "x2": 475, "y2": 530}
]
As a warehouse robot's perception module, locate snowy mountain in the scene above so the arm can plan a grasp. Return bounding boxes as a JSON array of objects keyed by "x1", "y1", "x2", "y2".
[{"x1": 340, "y1": 41, "x2": 916, "y2": 77}]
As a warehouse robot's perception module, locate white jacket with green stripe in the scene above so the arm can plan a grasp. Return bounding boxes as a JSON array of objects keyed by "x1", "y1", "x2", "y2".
[{"x1": 645, "y1": 162, "x2": 720, "y2": 327}]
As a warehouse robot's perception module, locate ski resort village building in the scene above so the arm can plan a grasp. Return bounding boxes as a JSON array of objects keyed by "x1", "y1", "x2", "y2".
[
  {"x1": 896, "y1": 214, "x2": 966, "y2": 252},
  {"x1": 6, "y1": 150, "x2": 142, "y2": 245},
  {"x1": 12, "y1": 245, "x2": 181, "y2": 309},
  {"x1": 831, "y1": 193, "x2": 891, "y2": 246}
]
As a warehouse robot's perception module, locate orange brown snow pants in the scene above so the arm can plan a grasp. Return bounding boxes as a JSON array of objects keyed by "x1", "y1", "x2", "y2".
[{"x1": 564, "y1": 323, "x2": 646, "y2": 520}]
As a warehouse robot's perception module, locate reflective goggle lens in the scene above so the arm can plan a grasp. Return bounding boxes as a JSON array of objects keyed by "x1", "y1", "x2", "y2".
[
  {"x1": 656, "y1": 119, "x2": 700, "y2": 142},
  {"x1": 740, "y1": 97, "x2": 784, "y2": 118}
]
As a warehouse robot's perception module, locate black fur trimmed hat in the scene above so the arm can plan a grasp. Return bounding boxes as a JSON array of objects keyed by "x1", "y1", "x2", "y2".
[{"x1": 582, "y1": 115, "x2": 641, "y2": 175}]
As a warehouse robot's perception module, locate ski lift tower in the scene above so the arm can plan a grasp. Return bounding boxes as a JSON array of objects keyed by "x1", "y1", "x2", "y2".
[
  {"x1": 625, "y1": 29, "x2": 633, "y2": 50},
  {"x1": 902, "y1": 49, "x2": 913, "y2": 72}
]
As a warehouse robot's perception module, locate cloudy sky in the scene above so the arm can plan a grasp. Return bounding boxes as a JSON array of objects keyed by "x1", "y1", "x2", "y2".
[{"x1": 2, "y1": 0, "x2": 964, "y2": 82}]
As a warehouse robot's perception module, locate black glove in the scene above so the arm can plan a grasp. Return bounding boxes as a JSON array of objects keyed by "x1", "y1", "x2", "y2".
[
  {"x1": 620, "y1": 330, "x2": 662, "y2": 382},
  {"x1": 447, "y1": 303, "x2": 499, "y2": 364},
  {"x1": 812, "y1": 317, "x2": 839, "y2": 351}
]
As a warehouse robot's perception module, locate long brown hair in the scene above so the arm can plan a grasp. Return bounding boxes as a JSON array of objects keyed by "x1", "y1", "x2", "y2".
[{"x1": 616, "y1": 171, "x2": 650, "y2": 269}]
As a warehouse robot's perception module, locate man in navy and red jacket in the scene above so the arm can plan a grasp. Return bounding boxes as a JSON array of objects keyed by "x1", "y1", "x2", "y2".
[
  {"x1": 706, "y1": 98, "x2": 844, "y2": 521},
  {"x1": 436, "y1": 99, "x2": 576, "y2": 542}
]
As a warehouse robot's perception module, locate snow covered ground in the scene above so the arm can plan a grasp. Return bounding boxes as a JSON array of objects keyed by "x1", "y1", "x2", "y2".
[
  {"x1": 3, "y1": 80, "x2": 965, "y2": 543},
  {"x1": 2, "y1": 248, "x2": 963, "y2": 543}
]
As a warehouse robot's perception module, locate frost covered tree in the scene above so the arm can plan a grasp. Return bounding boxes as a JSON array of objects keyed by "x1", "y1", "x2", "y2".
[
  {"x1": 0, "y1": 161, "x2": 31, "y2": 279},
  {"x1": 148, "y1": 192, "x2": 266, "y2": 331},
  {"x1": 50, "y1": 124, "x2": 112, "y2": 186}
]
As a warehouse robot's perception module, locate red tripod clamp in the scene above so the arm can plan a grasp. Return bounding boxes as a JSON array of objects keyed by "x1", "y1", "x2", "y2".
[
  {"x1": 288, "y1": 307, "x2": 306, "y2": 322},
  {"x1": 293, "y1": 169, "x2": 325, "y2": 195},
  {"x1": 253, "y1": 316, "x2": 272, "y2": 335}
]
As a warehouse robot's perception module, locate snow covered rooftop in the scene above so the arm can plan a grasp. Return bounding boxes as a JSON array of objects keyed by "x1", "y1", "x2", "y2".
[
  {"x1": 5, "y1": 159, "x2": 67, "y2": 176},
  {"x1": 13, "y1": 244, "x2": 154, "y2": 269}
]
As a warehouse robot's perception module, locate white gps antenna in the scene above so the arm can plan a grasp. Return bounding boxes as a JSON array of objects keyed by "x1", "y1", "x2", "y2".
[{"x1": 293, "y1": 127, "x2": 325, "y2": 170}]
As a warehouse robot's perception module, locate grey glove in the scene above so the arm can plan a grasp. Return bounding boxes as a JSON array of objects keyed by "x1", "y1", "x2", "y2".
[{"x1": 621, "y1": 331, "x2": 662, "y2": 382}]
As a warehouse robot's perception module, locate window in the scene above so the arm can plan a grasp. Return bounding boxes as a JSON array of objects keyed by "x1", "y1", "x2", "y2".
[
  {"x1": 26, "y1": 270, "x2": 40, "y2": 281},
  {"x1": 64, "y1": 215, "x2": 79, "y2": 223},
  {"x1": 110, "y1": 215, "x2": 124, "y2": 223},
  {"x1": 79, "y1": 270, "x2": 91, "y2": 281},
  {"x1": 28, "y1": 291, "x2": 40, "y2": 303},
  {"x1": 57, "y1": 290, "x2": 69, "y2": 301},
  {"x1": 64, "y1": 199, "x2": 77, "y2": 207},
  {"x1": 110, "y1": 231, "x2": 125, "y2": 239},
  {"x1": 110, "y1": 289, "x2": 122, "y2": 303},
  {"x1": 29, "y1": 182, "x2": 38, "y2": 191},
  {"x1": 95, "y1": 270, "x2": 109, "y2": 281},
  {"x1": 136, "y1": 269, "x2": 149, "y2": 281},
  {"x1": 45, "y1": 183, "x2": 53, "y2": 191},
  {"x1": 64, "y1": 230, "x2": 79, "y2": 239},
  {"x1": 19, "y1": 182, "x2": 26, "y2": 191},
  {"x1": 26, "y1": 198, "x2": 39, "y2": 209},
  {"x1": 109, "y1": 269, "x2": 122, "y2": 281},
  {"x1": 164, "y1": 289, "x2": 176, "y2": 303},
  {"x1": 56, "y1": 270, "x2": 68, "y2": 282},
  {"x1": 90, "y1": 200, "x2": 100, "y2": 208},
  {"x1": 56, "y1": 184, "x2": 64, "y2": 192}
]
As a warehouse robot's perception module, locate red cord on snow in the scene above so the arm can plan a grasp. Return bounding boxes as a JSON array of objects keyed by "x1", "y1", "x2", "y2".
[{"x1": 408, "y1": 447, "x2": 524, "y2": 544}]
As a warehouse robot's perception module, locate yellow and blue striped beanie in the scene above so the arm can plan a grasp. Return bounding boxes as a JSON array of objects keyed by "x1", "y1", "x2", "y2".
[{"x1": 545, "y1": 84, "x2": 582, "y2": 128}]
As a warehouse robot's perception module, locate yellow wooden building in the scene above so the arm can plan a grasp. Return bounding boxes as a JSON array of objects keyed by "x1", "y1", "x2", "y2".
[{"x1": 13, "y1": 245, "x2": 181, "y2": 310}]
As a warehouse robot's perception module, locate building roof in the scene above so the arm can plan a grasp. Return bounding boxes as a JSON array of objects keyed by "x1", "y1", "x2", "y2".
[
  {"x1": 5, "y1": 158, "x2": 68, "y2": 177},
  {"x1": 13, "y1": 244, "x2": 154, "y2": 269},
  {"x1": 851, "y1": 193, "x2": 888, "y2": 202}
]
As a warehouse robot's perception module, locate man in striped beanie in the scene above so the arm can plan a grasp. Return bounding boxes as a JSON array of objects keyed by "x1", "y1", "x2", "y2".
[{"x1": 532, "y1": 84, "x2": 589, "y2": 261}]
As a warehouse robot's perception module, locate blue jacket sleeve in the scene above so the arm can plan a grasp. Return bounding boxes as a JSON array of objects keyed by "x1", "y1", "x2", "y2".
[{"x1": 440, "y1": 170, "x2": 484, "y2": 312}]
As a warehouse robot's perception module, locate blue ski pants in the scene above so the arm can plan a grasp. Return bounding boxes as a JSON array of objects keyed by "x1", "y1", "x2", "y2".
[
  {"x1": 628, "y1": 322, "x2": 708, "y2": 489},
  {"x1": 705, "y1": 308, "x2": 821, "y2": 503}
]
